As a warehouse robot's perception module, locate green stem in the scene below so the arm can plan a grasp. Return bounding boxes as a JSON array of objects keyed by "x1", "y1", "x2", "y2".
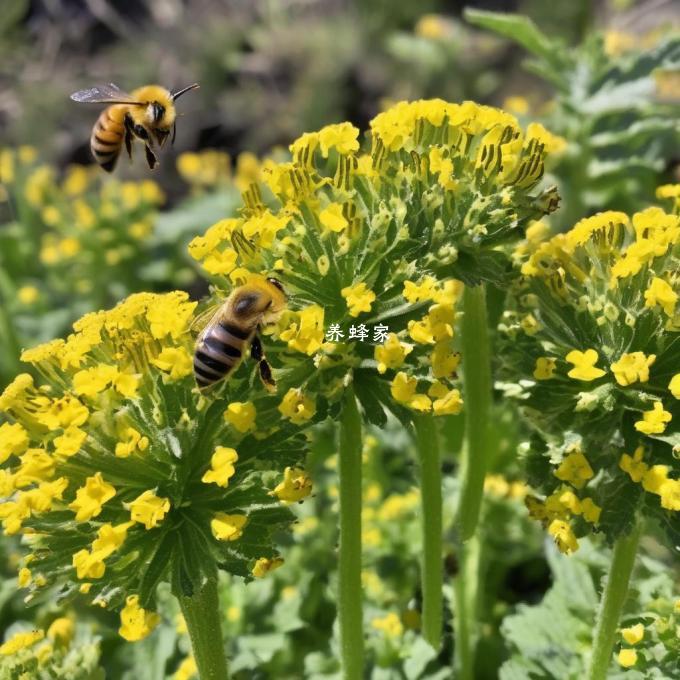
[
  {"x1": 178, "y1": 578, "x2": 230, "y2": 680},
  {"x1": 586, "y1": 521, "x2": 642, "y2": 680},
  {"x1": 458, "y1": 283, "x2": 492, "y2": 542},
  {"x1": 338, "y1": 384, "x2": 364, "y2": 680},
  {"x1": 414, "y1": 413, "x2": 443, "y2": 650},
  {"x1": 453, "y1": 534, "x2": 481, "y2": 680}
]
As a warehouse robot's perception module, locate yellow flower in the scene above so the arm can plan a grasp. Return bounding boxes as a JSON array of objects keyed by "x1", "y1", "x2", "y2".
[
  {"x1": 201, "y1": 447, "x2": 238, "y2": 488},
  {"x1": 408, "y1": 317, "x2": 435, "y2": 345},
  {"x1": 174, "y1": 656, "x2": 198, "y2": 680},
  {"x1": 533, "y1": 357, "x2": 556, "y2": 380},
  {"x1": 617, "y1": 649, "x2": 637, "y2": 668},
  {"x1": 152, "y1": 346, "x2": 194, "y2": 381},
  {"x1": 319, "y1": 202, "x2": 348, "y2": 233},
  {"x1": 670, "y1": 374, "x2": 680, "y2": 399},
  {"x1": 278, "y1": 388, "x2": 316, "y2": 424},
  {"x1": 119, "y1": 595, "x2": 160, "y2": 642},
  {"x1": 68, "y1": 472, "x2": 116, "y2": 522},
  {"x1": 252, "y1": 556, "x2": 284, "y2": 578},
  {"x1": 272, "y1": 467, "x2": 312, "y2": 503},
  {"x1": 242, "y1": 210, "x2": 289, "y2": 248},
  {"x1": 47, "y1": 617, "x2": 73, "y2": 646},
  {"x1": 279, "y1": 305, "x2": 325, "y2": 355},
  {"x1": 565, "y1": 349, "x2": 606, "y2": 381},
  {"x1": 224, "y1": 401, "x2": 257, "y2": 433},
  {"x1": 0, "y1": 630, "x2": 44, "y2": 655},
  {"x1": 390, "y1": 371, "x2": 418, "y2": 404},
  {"x1": 72, "y1": 548, "x2": 106, "y2": 580},
  {"x1": 621, "y1": 623, "x2": 644, "y2": 645},
  {"x1": 115, "y1": 427, "x2": 149, "y2": 458},
  {"x1": 128, "y1": 490, "x2": 171, "y2": 530},
  {"x1": 53, "y1": 426, "x2": 87, "y2": 457},
  {"x1": 620, "y1": 447, "x2": 647, "y2": 483},
  {"x1": 317, "y1": 122, "x2": 360, "y2": 157},
  {"x1": 555, "y1": 449, "x2": 594, "y2": 489},
  {"x1": 211, "y1": 513, "x2": 247, "y2": 541},
  {"x1": 634, "y1": 401, "x2": 672, "y2": 435},
  {"x1": 610, "y1": 352, "x2": 656, "y2": 386},
  {"x1": 92, "y1": 522, "x2": 132, "y2": 555},
  {"x1": 73, "y1": 365, "x2": 118, "y2": 397},
  {"x1": 548, "y1": 519, "x2": 578, "y2": 554},
  {"x1": 642, "y1": 464, "x2": 670, "y2": 494},
  {"x1": 390, "y1": 372, "x2": 431, "y2": 411},
  {"x1": 503, "y1": 96, "x2": 530, "y2": 115},
  {"x1": 580, "y1": 498, "x2": 602, "y2": 524},
  {"x1": 431, "y1": 342, "x2": 460, "y2": 379},
  {"x1": 644, "y1": 277, "x2": 677, "y2": 316},
  {"x1": 659, "y1": 479, "x2": 680, "y2": 511},
  {"x1": 0, "y1": 422, "x2": 29, "y2": 463},
  {"x1": 403, "y1": 277, "x2": 437, "y2": 303},
  {"x1": 341, "y1": 282, "x2": 376, "y2": 317},
  {"x1": 433, "y1": 388, "x2": 463, "y2": 416},
  {"x1": 371, "y1": 612, "x2": 403, "y2": 638},
  {"x1": 374, "y1": 334, "x2": 413, "y2": 374},
  {"x1": 37, "y1": 395, "x2": 89, "y2": 429},
  {"x1": 17, "y1": 286, "x2": 39, "y2": 305}
]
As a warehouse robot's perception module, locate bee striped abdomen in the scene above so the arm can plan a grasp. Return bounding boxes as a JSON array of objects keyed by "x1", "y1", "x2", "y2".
[
  {"x1": 90, "y1": 106, "x2": 125, "y2": 172},
  {"x1": 193, "y1": 322, "x2": 251, "y2": 389}
]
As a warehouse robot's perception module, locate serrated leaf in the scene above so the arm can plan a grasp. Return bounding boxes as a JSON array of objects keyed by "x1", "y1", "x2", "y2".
[{"x1": 353, "y1": 369, "x2": 388, "y2": 427}]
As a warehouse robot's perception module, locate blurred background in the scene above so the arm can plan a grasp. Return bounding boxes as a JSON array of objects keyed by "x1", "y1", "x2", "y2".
[
  {"x1": 0, "y1": 2, "x2": 679, "y2": 677},
  {"x1": 1, "y1": 0, "x2": 676, "y2": 172}
]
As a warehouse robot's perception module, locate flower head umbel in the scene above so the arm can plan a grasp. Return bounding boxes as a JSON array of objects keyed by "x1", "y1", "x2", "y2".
[
  {"x1": 187, "y1": 100, "x2": 560, "y2": 423},
  {"x1": 0, "y1": 291, "x2": 314, "y2": 637},
  {"x1": 500, "y1": 206, "x2": 680, "y2": 549}
]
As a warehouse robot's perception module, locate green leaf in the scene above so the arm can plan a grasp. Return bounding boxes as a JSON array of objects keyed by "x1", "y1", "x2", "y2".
[
  {"x1": 463, "y1": 9, "x2": 565, "y2": 67},
  {"x1": 353, "y1": 369, "x2": 388, "y2": 428}
]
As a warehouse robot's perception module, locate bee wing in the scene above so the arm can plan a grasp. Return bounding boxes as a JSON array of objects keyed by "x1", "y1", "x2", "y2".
[
  {"x1": 70, "y1": 83, "x2": 142, "y2": 105},
  {"x1": 190, "y1": 303, "x2": 224, "y2": 336}
]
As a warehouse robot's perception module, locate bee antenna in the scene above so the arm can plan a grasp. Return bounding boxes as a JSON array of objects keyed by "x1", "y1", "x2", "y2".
[{"x1": 172, "y1": 83, "x2": 200, "y2": 101}]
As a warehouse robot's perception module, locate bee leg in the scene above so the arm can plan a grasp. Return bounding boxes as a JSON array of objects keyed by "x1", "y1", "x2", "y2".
[
  {"x1": 144, "y1": 144, "x2": 158, "y2": 170},
  {"x1": 172, "y1": 122, "x2": 177, "y2": 145},
  {"x1": 124, "y1": 129, "x2": 133, "y2": 160},
  {"x1": 251, "y1": 335, "x2": 276, "y2": 392}
]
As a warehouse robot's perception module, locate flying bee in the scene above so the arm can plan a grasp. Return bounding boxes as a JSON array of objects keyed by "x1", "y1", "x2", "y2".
[
  {"x1": 69, "y1": 82, "x2": 199, "y2": 172},
  {"x1": 193, "y1": 277, "x2": 287, "y2": 392}
]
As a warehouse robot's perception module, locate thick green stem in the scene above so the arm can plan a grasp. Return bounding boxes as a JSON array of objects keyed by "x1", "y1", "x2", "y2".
[
  {"x1": 587, "y1": 521, "x2": 642, "y2": 680},
  {"x1": 179, "y1": 578, "x2": 230, "y2": 680},
  {"x1": 339, "y1": 385, "x2": 364, "y2": 680},
  {"x1": 453, "y1": 534, "x2": 481, "y2": 680},
  {"x1": 414, "y1": 413, "x2": 443, "y2": 650},
  {"x1": 458, "y1": 283, "x2": 492, "y2": 542}
]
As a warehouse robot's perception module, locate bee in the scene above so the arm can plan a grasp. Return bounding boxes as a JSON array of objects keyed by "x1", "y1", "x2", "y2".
[
  {"x1": 69, "y1": 82, "x2": 199, "y2": 172},
  {"x1": 193, "y1": 277, "x2": 287, "y2": 392}
]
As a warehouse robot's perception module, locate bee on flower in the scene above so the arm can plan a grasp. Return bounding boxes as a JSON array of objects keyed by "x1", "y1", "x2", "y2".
[{"x1": 0, "y1": 290, "x2": 315, "y2": 645}]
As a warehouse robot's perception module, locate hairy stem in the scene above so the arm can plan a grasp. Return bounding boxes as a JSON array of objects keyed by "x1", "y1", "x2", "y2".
[
  {"x1": 179, "y1": 578, "x2": 230, "y2": 680},
  {"x1": 458, "y1": 283, "x2": 492, "y2": 541},
  {"x1": 454, "y1": 534, "x2": 481, "y2": 680},
  {"x1": 414, "y1": 413, "x2": 443, "y2": 649},
  {"x1": 339, "y1": 384, "x2": 364, "y2": 680},
  {"x1": 587, "y1": 520, "x2": 642, "y2": 680}
]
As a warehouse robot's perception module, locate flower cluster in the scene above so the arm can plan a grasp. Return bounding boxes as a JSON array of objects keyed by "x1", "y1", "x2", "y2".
[
  {"x1": 0, "y1": 291, "x2": 314, "y2": 639},
  {"x1": 499, "y1": 206, "x2": 680, "y2": 550},
  {"x1": 187, "y1": 99, "x2": 560, "y2": 424},
  {"x1": 0, "y1": 617, "x2": 103, "y2": 678}
]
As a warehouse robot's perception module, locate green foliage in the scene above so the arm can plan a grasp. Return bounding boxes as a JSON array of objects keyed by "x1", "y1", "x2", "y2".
[
  {"x1": 466, "y1": 9, "x2": 680, "y2": 227},
  {"x1": 501, "y1": 539, "x2": 680, "y2": 680}
]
